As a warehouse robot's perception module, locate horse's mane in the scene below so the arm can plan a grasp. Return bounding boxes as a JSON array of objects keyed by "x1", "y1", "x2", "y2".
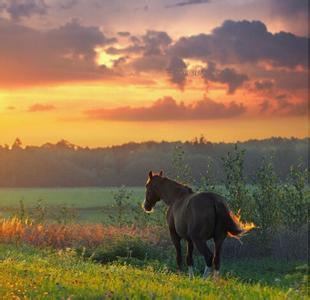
[{"x1": 163, "y1": 177, "x2": 193, "y2": 194}]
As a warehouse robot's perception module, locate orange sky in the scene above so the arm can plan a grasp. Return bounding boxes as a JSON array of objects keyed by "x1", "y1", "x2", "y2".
[{"x1": 0, "y1": 0, "x2": 308, "y2": 147}]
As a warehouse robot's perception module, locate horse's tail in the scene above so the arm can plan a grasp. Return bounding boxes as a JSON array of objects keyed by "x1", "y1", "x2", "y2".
[{"x1": 214, "y1": 198, "x2": 255, "y2": 238}]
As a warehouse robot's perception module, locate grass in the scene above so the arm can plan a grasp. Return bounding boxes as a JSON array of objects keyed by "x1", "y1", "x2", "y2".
[
  {"x1": 0, "y1": 187, "x2": 145, "y2": 222},
  {"x1": 0, "y1": 187, "x2": 145, "y2": 208},
  {"x1": 0, "y1": 243, "x2": 307, "y2": 300}
]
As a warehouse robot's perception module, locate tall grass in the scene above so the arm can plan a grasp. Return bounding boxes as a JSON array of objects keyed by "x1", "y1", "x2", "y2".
[{"x1": 0, "y1": 217, "x2": 161, "y2": 249}]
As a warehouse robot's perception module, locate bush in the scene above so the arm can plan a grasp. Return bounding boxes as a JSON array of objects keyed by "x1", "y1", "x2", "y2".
[
  {"x1": 280, "y1": 162, "x2": 309, "y2": 229},
  {"x1": 221, "y1": 145, "x2": 253, "y2": 219},
  {"x1": 86, "y1": 236, "x2": 164, "y2": 264},
  {"x1": 253, "y1": 157, "x2": 282, "y2": 234}
]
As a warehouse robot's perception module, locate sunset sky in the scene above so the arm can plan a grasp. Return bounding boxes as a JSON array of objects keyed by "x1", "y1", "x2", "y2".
[{"x1": 0, "y1": 0, "x2": 308, "y2": 147}]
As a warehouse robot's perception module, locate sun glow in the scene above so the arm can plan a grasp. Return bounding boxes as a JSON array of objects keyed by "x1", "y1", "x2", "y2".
[{"x1": 95, "y1": 47, "x2": 121, "y2": 68}]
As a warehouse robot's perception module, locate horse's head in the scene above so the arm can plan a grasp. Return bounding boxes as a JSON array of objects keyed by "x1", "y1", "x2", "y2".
[{"x1": 142, "y1": 170, "x2": 163, "y2": 213}]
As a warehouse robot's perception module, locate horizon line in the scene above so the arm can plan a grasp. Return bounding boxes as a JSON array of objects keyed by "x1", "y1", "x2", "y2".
[{"x1": 3, "y1": 135, "x2": 309, "y2": 150}]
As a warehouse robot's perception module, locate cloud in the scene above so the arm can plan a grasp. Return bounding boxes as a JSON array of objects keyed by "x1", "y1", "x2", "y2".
[
  {"x1": 84, "y1": 96, "x2": 246, "y2": 121},
  {"x1": 59, "y1": 0, "x2": 79, "y2": 10},
  {"x1": 131, "y1": 55, "x2": 169, "y2": 72},
  {"x1": 259, "y1": 95, "x2": 307, "y2": 116},
  {"x1": 275, "y1": 98, "x2": 308, "y2": 116},
  {"x1": 0, "y1": 0, "x2": 48, "y2": 20},
  {"x1": 283, "y1": 100, "x2": 308, "y2": 116},
  {"x1": 259, "y1": 100, "x2": 270, "y2": 113},
  {"x1": 142, "y1": 30, "x2": 172, "y2": 56},
  {"x1": 166, "y1": 0, "x2": 210, "y2": 8},
  {"x1": 0, "y1": 17, "x2": 118, "y2": 87},
  {"x1": 170, "y1": 20, "x2": 309, "y2": 68},
  {"x1": 202, "y1": 62, "x2": 249, "y2": 94},
  {"x1": 27, "y1": 103, "x2": 55, "y2": 112},
  {"x1": 254, "y1": 80, "x2": 274, "y2": 91},
  {"x1": 117, "y1": 31, "x2": 130, "y2": 37},
  {"x1": 166, "y1": 56, "x2": 187, "y2": 89}
]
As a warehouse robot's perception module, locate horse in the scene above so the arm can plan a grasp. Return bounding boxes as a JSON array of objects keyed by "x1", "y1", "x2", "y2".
[{"x1": 142, "y1": 170, "x2": 254, "y2": 278}]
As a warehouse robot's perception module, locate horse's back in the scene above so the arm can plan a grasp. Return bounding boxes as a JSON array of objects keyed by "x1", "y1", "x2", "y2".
[{"x1": 175, "y1": 192, "x2": 222, "y2": 239}]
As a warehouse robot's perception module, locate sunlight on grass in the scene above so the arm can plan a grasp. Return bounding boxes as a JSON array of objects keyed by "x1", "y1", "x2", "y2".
[{"x1": 0, "y1": 244, "x2": 305, "y2": 300}]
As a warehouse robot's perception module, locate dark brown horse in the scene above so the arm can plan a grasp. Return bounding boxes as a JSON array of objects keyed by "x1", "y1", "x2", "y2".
[{"x1": 143, "y1": 171, "x2": 254, "y2": 278}]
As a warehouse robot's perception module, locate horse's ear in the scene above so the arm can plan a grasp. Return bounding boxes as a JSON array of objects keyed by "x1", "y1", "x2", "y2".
[
  {"x1": 159, "y1": 170, "x2": 163, "y2": 177},
  {"x1": 148, "y1": 171, "x2": 153, "y2": 179}
]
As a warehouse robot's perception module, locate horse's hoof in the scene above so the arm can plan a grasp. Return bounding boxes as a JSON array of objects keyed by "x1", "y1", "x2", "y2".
[
  {"x1": 188, "y1": 266, "x2": 194, "y2": 279},
  {"x1": 213, "y1": 270, "x2": 220, "y2": 280}
]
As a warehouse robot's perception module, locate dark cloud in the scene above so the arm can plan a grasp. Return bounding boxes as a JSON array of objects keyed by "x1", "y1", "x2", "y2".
[
  {"x1": 275, "y1": 98, "x2": 308, "y2": 116},
  {"x1": 131, "y1": 55, "x2": 169, "y2": 72},
  {"x1": 202, "y1": 62, "x2": 249, "y2": 94},
  {"x1": 166, "y1": 56, "x2": 187, "y2": 89},
  {"x1": 142, "y1": 30, "x2": 172, "y2": 56},
  {"x1": 116, "y1": 30, "x2": 173, "y2": 74},
  {"x1": 254, "y1": 80, "x2": 274, "y2": 91},
  {"x1": 0, "y1": 0, "x2": 48, "y2": 20},
  {"x1": 84, "y1": 96, "x2": 246, "y2": 121},
  {"x1": 106, "y1": 30, "x2": 172, "y2": 57},
  {"x1": 260, "y1": 94, "x2": 308, "y2": 116},
  {"x1": 166, "y1": 0, "x2": 210, "y2": 8},
  {"x1": 27, "y1": 103, "x2": 55, "y2": 112},
  {"x1": 170, "y1": 20, "x2": 309, "y2": 68},
  {"x1": 0, "y1": 18, "x2": 117, "y2": 87}
]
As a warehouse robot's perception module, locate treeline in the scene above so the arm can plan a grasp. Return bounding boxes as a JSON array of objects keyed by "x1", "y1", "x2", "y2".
[{"x1": 0, "y1": 137, "x2": 308, "y2": 187}]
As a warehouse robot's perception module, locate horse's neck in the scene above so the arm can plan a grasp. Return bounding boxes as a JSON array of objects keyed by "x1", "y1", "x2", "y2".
[{"x1": 160, "y1": 178, "x2": 191, "y2": 206}]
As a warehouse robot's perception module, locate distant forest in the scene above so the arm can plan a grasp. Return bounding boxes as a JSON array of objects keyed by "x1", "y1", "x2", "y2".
[{"x1": 0, "y1": 137, "x2": 308, "y2": 187}]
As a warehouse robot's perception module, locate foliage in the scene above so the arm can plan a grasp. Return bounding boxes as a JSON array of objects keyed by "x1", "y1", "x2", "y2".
[
  {"x1": 110, "y1": 186, "x2": 133, "y2": 227},
  {"x1": 280, "y1": 161, "x2": 309, "y2": 229},
  {"x1": 253, "y1": 157, "x2": 282, "y2": 233},
  {"x1": 0, "y1": 137, "x2": 307, "y2": 187},
  {"x1": 197, "y1": 157, "x2": 216, "y2": 192},
  {"x1": 171, "y1": 145, "x2": 193, "y2": 184},
  {"x1": 54, "y1": 205, "x2": 78, "y2": 224},
  {"x1": 221, "y1": 145, "x2": 253, "y2": 218}
]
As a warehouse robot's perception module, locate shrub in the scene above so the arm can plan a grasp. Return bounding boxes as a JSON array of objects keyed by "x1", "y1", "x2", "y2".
[
  {"x1": 171, "y1": 145, "x2": 193, "y2": 184},
  {"x1": 280, "y1": 161, "x2": 309, "y2": 229},
  {"x1": 221, "y1": 145, "x2": 253, "y2": 219},
  {"x1": 253, "y1": 156, "x2": 282, "y2": 234}
]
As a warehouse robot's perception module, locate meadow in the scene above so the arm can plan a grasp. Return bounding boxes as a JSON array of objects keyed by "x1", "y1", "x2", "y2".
[
  {"x1": 0, "y1": 146, "x2": 308, "y2": 299},
  {"x1": 0, "y1": 243, "x2": 307, "y2": 299},
  {"x1": 0, "y1": 187, "x2": 144, "y2": 208},
  {"x1": 0, "y1": 187, "x2": 145, "y2": 223},
  {"x1": 0, "y1": 185, "x2": 308, "y2": 299}
]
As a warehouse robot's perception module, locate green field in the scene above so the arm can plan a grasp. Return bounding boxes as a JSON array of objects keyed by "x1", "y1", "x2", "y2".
[
  {"x1": 0, "y1": 187, "x2": 145, "y2": 222},
  {"x1": 0, "y1": 187, "x2": 145, "y2": 208},
  {"x1": 0, "y1": 243, "x2": 307, "y2": 300},
  {"x1": 0, "y1": 187, "x2": 308, "y2": 299}
]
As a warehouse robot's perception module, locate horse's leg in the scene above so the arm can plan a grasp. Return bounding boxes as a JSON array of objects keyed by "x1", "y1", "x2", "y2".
[
  {"x1": 186, "y1": 239, "x2": 194, "y2": 278},
  {"x1": 213, "y1": 236, "x2": 225, "y2": 279},
  {"x1": 192, "y1": 237, "x2": 213, "y2": 278},
  {"x1": 169, "y1": 226, "x2": 182, "y2": 271}
]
